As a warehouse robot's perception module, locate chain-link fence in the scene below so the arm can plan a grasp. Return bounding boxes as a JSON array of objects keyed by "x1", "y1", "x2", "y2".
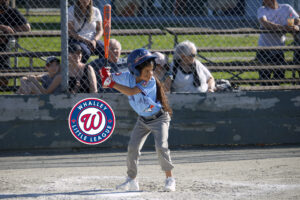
[{"x1": 0, "y1": 0, "x2": 299, "y2": 94}]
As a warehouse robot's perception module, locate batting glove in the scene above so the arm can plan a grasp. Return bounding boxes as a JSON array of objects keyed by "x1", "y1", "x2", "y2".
[
  {"x1": 99, "y1": 67, "x2": 110, "y2": 79},
  {"x1": 102, "y1": 76, "x2": 115, "y2": 88},
  {"x1": 100, "y1": 67, "x2": 115, "y2": 88}
]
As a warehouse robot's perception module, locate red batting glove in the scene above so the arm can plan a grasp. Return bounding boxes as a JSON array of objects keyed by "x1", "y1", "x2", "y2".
[
  {"x1": 102, "y1": 76, "x2": 115, "y2": 88},
  {"x1": 99, "y1": 67, "x2": 115, "y2": 88},
  {"x1": 99, "y1": 67, "x2": 110, "y2": 80}
]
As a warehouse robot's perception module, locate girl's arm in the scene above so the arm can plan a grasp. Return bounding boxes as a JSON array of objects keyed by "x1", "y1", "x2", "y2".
[
  {"x1": 88, "y1": 65, "x2": 98, "y2": 93},
  {"x1": 94, "y1": 21, "x2": 103, "y2": 41},
  {"x1": 112, "y1": 83, "x2": 141, "y2": 96},
  {"x1": 34, "y1": 74, "x2": 44, "y2": 82},
  {"x1": 68, "y1": 21, "x2": 92, "y2": 45},
  {"x1": 101, "y1": 68, "x2": 142, "y2": 96}
]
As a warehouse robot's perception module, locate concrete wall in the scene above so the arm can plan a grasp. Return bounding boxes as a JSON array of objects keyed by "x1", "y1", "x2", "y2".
[{"x1": 0, "y1": 91, "x2": 300, "y2": 151}]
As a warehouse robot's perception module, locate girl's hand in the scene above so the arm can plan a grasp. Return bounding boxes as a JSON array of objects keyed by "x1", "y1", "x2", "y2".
[
  {"x1": 100, "y1": 67, "x2": 115, "y2": 88},
  {"x1": 86, "y1": 39, "x2": 96, "y2": 51}
]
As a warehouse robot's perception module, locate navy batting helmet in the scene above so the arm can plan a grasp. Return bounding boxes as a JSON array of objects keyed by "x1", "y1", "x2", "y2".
[{"x1": 127, "y1": 48, "x2": 156, "y2": 77}]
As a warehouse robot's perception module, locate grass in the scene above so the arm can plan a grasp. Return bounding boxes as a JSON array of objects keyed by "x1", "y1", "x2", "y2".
[
  {"x1": 13, "y1": 34, "x2": 295, "y2": 68},
  {"x1": 2, "y1": 14, "x2": 298, "y2": 93}
]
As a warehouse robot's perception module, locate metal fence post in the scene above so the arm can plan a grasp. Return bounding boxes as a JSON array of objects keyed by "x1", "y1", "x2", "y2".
[{"x1": 60, "y1": 0, "x2": 69, "y2": 92}]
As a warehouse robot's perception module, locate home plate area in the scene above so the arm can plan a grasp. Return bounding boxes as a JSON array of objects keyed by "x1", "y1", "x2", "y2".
[{"x1": 0, "y1": 148, "x2": 300, "y2": 200}]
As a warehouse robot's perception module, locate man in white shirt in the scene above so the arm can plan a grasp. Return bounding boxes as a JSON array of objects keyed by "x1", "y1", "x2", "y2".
[{"x1": 257, "y1": 0, "x2": 299, "y2": 85}]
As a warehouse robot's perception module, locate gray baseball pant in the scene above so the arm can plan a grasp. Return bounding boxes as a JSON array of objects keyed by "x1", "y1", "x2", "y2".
[{"x1": 126, "y1": 112, "x2": 174, "y2": 179}]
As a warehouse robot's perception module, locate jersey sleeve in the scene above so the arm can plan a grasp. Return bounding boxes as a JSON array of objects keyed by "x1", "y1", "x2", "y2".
[
  {"x1": 112, "y1": 72, "x2": 131, "y2": 87},
  {"x1": 136, "y1": 77, "x2": 156, "y2": 96}
]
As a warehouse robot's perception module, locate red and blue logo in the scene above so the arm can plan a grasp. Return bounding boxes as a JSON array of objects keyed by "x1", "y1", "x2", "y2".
[{"x1": 68, "y1": 98, "x2": 115, "y2": 145}]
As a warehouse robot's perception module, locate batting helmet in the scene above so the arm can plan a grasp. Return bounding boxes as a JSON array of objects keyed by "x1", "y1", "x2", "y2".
[{"x1": 127, "y1": 48, "x2": 157, "y2": 77}]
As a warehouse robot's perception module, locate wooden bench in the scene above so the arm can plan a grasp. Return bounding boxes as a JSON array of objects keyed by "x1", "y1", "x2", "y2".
[
  {"x1": 1, "y1": 28, "x2": 300, "y2": 92},
  {"x1": 0, "y1": 29, "x2": 164, "y2": 69},
  {"x1": 0, "y1": 29, "x2": 165, "y2": 48},
  {"x1": 163, "y1": 27, "x2": 300, "y2": 89},
  {"x1": 165, "y1": 27, "x2": 293, "y2": 46}
]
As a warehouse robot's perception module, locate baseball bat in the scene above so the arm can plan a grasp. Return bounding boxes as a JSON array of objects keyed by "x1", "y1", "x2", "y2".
[{"x1": 103, "y1": 4, "x2": 111, "y2": 67}]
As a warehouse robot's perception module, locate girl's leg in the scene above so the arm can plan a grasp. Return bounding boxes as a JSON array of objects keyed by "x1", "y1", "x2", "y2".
[
  {"x1": 165, "y1": 170, "x2": 172, "y2": 178},
  {"x1": 150, "y1": 112, "x2": 174, "y2": 175},
  {"x1": 150, "y1": 112, "x2": 176, "y2": 191},
  {"x1": 127, "y1": 118, "x2": 151, "y2": 179},
  {"x1": 17, "y1": 77, "x2": 36, "y2": 94}
]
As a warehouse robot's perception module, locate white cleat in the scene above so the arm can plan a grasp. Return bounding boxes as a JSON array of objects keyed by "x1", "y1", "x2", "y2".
[
  {"x1": 116, "y1": 177, "x2": 140, "y2": 191},
  {"x1": 164, "y1": 177, "x2": 176, "y2": 192}
]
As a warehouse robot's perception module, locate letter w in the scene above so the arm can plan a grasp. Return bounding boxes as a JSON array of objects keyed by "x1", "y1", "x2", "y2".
[{"x1": 81, "y1": 112, "x2": 102, "y2": 131}]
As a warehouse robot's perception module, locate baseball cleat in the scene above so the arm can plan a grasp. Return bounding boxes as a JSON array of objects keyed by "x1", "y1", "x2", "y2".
[
  {"x1": 164, "y1": 177, "x2": 176, "y2": 192},
  {"x1": 116, "y1": 177, "x2": 139, "y2": 191}
]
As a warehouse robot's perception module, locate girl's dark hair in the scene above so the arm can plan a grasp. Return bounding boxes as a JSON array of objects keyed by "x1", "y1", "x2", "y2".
[
  {"x1": 74, "y1": 0, "x2": 94, "y2": 23},
  {"x1": 155, "y1": 76, "x2": 173, "y2": 117},
  {"x1": 136, "y1": 59, "x2": 173, "y2": 117}
]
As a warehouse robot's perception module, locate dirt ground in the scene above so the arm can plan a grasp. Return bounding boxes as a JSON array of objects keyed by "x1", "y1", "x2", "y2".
[{"x1": 0, "y1": 146, "x2": 300, "y2": 200}]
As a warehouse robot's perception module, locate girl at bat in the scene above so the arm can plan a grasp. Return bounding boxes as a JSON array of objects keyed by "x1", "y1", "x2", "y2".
[{"x1": 100, "y1": 48, "x2": 176, "y2": 192}]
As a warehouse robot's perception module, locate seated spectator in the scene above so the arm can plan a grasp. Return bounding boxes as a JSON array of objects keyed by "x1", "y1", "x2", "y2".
[
  {"x1": 89, "y1": 38, "x2": 124, "y2": 92},
  {"x1": 170, "y1": 40, "x2": 215, "y2": 93},
  {"x1": 293, "y1": 20, "x2": 300, "y2": 77},
  {"x1": 16, "y1": 57, "x2": 62, "y2": 95},
  {"x1": 256, "y1": 0, "x2": 299, "y2": 85},
  {"x1": 68, "y1": 43, "x2": 97, "y2": 93},
  {"x1": 153, "y1": 52, "x2": 172, "y2": 92},
  {"x1": 0, "y1": 0, "x2": 31, "y2": 86},
  {"x1": 68, "y1": 0, "x2": 104, "y2": 63}
]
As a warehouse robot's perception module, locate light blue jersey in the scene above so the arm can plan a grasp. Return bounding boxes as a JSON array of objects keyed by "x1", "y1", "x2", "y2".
[{"x1": 112, "y1": 72, "x2": 162, "y2": 117}]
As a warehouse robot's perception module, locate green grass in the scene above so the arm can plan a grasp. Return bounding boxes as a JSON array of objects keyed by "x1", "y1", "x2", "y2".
[
  {"x1": 11, "y1": 33, "x2": 296, "y2": 70},
  {"x1": 27, "y1": 16, "x2": 61, "y2": 23},
  {"x1": 3, "y1": 15, "x2": 299, "y2": 92}
]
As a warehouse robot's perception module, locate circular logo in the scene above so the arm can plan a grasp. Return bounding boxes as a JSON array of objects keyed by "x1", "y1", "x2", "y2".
[{"x1": 68, "y1": 98, "x2": 115, "y2": 145}]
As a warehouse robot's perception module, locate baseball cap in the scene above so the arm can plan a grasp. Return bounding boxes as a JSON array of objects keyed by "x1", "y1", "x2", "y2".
[
  {"x1": 69, "y1": 43, "x2": 82, "y2": 53},
  {"x1": 46, "y1": 56, "x2": 60, "y2": 66}
]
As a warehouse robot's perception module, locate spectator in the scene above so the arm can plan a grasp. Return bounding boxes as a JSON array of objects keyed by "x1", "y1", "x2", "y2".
[
  {"x1": 68, "y1": 0, "x2": 104, "y2": 63},
  {"x1": 0, "y1": 0, "x2": 30, "y2": 86},
  {"x1": 89, "y1": 38, "x2": 124, "y2": 92},
  {"x1": 153, "y1": 52, "x2": 172, "y2": 92},
  {"x1": 93, "y1": 0, "x2": 111, "y2": 15},
  {"x1": 293, "y1": 20, "x2": 300, "y2": 77},
  {"x1": 68, "y1": 43, "x2": 97, "y2": 93},
  {"x1": 16, "y1": 57, "x2": 62, "y2": 95},
  {"x1": 170, "y1": 40, "x2": 215, "y2": 93},
  {"x1": 114, "y1": 0, "x2": 141, "y2": 17},
  {"x1": 256, "y1": 0, "x2": 299, "y2": 85},
  {"x1": 174, "y1": 0, "x2": 206, "y2": 16}
]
